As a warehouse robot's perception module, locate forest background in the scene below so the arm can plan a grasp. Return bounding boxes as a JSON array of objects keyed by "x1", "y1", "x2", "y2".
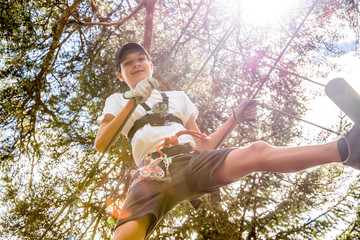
[{"x1": 1, "y1": 0, "x2": 360, "y2": 239}]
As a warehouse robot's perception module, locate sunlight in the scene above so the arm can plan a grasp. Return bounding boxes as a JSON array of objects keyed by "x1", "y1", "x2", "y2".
[{"x1": 239, "y1": 0, "x2": 300, "y2": 26}]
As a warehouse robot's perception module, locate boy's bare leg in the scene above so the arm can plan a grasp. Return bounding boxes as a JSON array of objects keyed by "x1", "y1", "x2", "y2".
[
  {"x1": 113, "y1": 214, "x2": 152, "y2": 240},
  {"x1": 214, "y1": 141, "x2": 342, "y2": 184}
]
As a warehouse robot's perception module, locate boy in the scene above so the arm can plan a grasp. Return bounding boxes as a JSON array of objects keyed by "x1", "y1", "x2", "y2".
[{"x1": 95, "y1": 43, "x2": 360, "y2": 240}]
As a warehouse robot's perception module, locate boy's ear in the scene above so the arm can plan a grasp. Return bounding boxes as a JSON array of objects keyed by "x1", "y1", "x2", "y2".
[
  {"x1": 116, "y1": 72, "x2": 124, "y2": 82},
  {"x1": 150, "y1": 62, "x2": 154, "y2": 74}
]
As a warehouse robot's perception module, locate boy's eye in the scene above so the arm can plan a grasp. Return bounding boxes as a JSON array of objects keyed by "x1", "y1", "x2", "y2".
[{"x1": 124, "y1": 61, "x2": 132, "y2": 66}]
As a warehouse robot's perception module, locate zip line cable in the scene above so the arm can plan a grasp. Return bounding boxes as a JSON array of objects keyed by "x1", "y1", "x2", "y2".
[
  {"x1": 181, "y1": 33, "x2": 326, "y2": 87},
  {"x1": 259, "y1": 102, "x2": 339, "y2": 135},
  {"x1": 215, "y1": 0, "x2": 321, "y2": 149},
  {"x1": 251, "y1": 0, "x2": 320, "y2": 99}
]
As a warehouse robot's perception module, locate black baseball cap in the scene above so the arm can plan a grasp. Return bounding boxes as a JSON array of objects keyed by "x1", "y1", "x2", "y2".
[{"x1": 115, "y1": 43, "x2": 150, "y2": 72}]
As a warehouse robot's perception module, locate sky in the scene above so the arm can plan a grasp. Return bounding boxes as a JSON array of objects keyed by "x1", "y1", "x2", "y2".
[{"x1": 303, "y1": 51, "x2": 360, "y2": 137}]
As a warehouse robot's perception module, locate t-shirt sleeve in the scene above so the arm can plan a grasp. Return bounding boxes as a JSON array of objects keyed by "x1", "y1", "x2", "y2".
[
  {"x1": 182, "y1": 92, "x2": 199, "y2": 123},
  {"x1": 96, "y1": 94, "x2": 124, "y2": 124}
]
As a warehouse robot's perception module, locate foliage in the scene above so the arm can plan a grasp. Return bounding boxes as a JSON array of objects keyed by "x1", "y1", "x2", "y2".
[{"x1": 1, "y1": 0, "x2": 360, "y2": 239}]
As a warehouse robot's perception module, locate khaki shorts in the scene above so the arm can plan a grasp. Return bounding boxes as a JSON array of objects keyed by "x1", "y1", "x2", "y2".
[{"x1": 115, "y1": 148, "x2": 235, "y2": 238}]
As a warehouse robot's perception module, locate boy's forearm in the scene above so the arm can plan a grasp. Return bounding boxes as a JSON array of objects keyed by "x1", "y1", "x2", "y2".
[
  {"x1": 209, "y1": 115, "x2": 238, "y2": 148},
  {"x1": 195, "y1": 115, "x2": 238, "y2": 150},
  {"x1": 95, "y1": 99, "x2": 136, "y2": 152},
  {"x1": 206, "y1": 100, "x2": 257, "y2": 149}
]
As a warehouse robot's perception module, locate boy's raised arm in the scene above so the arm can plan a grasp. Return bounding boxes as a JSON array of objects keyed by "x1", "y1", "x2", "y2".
[
  {"x1": 95, "y1": 99, "x2": 136, "y2": 153},
  {"x1": 185, "y1": 100, "x2": 257, "y2": 150}
]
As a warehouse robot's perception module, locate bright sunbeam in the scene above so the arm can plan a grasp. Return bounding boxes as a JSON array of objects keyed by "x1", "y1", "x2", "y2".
[{"x1": 240, "y1": 0, "x2": 300, "y2": 26}]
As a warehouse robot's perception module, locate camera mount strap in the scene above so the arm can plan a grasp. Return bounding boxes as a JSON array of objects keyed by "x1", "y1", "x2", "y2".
[
  {"x1": 140, "y1": 102, "x2": 151, "y2": 111},
  {"x1": 127, "y1": 92, "x2": 184, "y2": 141},
  {"x1": 140, "y1": 92, "x2": 168, "y2": 112},
  {"x1": 127, "y1": 114, "x2": 183, "y2": 141}
]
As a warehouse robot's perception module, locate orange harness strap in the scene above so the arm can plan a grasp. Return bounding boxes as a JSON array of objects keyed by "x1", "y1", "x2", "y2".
[{"x1": 155, "y1": 130, "x2": 210, "y2": 158}]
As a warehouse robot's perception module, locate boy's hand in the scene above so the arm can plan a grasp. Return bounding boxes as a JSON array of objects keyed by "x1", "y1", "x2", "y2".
[
  {"x1": 233, "y1": 99, "x2": 258, "y2": 123},
  {"x1": 124, "y1": 77, "x2": 160, "y2": 103}
]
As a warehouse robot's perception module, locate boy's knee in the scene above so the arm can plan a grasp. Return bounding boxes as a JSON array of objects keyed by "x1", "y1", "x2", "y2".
[
  {"x1": 248, "y1": 141, "x2": 272, "y2": 154},
  {"x1": 247, "y1": 141, "x2": 274, "y2": 166}
]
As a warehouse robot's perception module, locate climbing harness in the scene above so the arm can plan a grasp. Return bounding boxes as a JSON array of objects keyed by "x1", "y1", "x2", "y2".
[{"x1": 131, "y1": 130, "x2": 210, "y2": 185}]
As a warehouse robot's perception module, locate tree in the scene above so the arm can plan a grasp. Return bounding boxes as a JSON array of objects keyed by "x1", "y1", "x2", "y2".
[{"x1": 1, "y1": 0, "x2": 359, "y2": 239}]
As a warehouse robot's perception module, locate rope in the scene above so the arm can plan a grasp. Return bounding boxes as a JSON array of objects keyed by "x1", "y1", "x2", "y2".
[
  {"x1": 184, "y1": 9, "x2": 241, "y2": 93},
  {"x1": 69, "y1": 196, "x2": 78, "y2": 239},
  {"x1": 155, "y1": 0, "x2": 205, "y2": 76},
  {"x1": 251, "y1": 0, "x2": 320, "y2": 99},
  {"x1": 259, "y1": 102, "x2": 339, "y2": 135},
  {"x1": 38, "y1": 102, "x2": 138, "y2": 240},
  {"x1": 179, "y1": 32, "x2": 326, "y2": 87},
  {"x1": 78, "y1": 164, "x2": 135, "y2": 239},
  {"x1": 155, "y1": 130, "x2": 210, "y2": 157},
  {"x1": 214, "y1": 0, "x2": 321, "y2": 149}
]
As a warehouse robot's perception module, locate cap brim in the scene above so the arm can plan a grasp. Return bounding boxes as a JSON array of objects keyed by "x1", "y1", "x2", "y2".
[
  {"x1": 116, "y1": 43, "x2": 150, "y2": 71},
  {"x1": 118, "y1": 43, "x2": 149, "y2": 59}
]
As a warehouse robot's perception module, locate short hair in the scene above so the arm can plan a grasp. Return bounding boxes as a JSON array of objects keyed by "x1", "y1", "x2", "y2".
[{"x1": 115, "y1": 43, "x2": 150, "y2": 72}]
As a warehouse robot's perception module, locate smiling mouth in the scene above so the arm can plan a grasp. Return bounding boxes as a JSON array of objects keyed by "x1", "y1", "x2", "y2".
[{"x1": 132, "y1": 70, "x2": 144, "y2": 74}]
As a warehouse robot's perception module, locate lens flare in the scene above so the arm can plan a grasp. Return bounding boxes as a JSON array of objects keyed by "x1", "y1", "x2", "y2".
[{"x1": 106, "y1": 197, "x2": 124, "y2": 219}]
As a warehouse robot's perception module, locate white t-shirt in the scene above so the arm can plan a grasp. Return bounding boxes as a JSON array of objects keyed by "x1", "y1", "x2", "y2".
[{"x1": 97, "y1": 90, "x2": 199, "y2": 166}]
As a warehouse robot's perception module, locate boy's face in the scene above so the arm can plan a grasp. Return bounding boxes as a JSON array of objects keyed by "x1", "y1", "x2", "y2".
[{"x1": 116, "y1": 50, "x2": 153, "y2": 89}]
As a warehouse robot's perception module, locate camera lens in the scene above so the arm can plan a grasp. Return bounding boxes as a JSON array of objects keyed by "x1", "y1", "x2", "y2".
[{"x1": 160, "y1": 103, "x2": 168, "y2": 110}]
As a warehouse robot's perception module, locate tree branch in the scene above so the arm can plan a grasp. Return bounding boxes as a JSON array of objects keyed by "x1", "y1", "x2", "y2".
[
  {"x1": 142, "y1": 0, "x2": 157, "y2": 52},
  {"x1": 34, "y1": 0, "x2": 84, "y2": 122},
  {"x1": 80, "y1": 1, "x2": 145, "y2": 26}
]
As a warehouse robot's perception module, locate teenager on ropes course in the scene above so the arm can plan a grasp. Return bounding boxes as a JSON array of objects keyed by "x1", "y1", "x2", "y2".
[{"x1": 95, "y1": 43, "x2": 360, "y2": 240}]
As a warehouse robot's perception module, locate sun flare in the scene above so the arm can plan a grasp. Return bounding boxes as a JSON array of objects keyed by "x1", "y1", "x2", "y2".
[{"x1": 239, "y1": 0, "x2": 301, "y2": 26}]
